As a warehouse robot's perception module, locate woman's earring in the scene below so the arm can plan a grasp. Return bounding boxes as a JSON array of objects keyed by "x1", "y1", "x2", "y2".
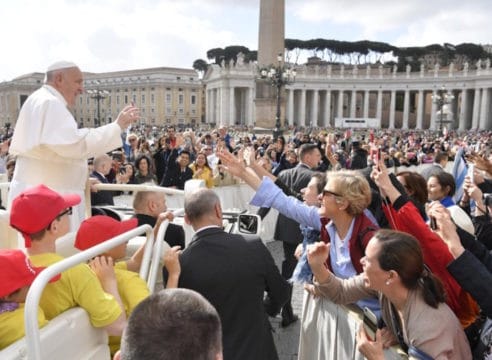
[{"x1": 385, "y1": 280, "x2": 390, "y2": 285}]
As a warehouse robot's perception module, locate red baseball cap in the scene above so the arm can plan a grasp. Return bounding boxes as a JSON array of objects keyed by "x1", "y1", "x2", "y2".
[
  {"x1": 10, "y1": 184, "x2": 81, "y2": 247},
  {"x1": 74, "y1": 215, "x2": 138, "y2": 251},
  {"x1": 0, "y1": 249, "x2": 60, "y2": 298}
]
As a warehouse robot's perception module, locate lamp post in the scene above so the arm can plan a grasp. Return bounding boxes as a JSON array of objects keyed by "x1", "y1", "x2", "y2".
[
  {"x1": 87, "y1": 85, "x2": 109, "y2": 127},
  {"x1": 431, "y1": 86, "x2": 454, "y2": 134},
  {"x1": 259, "y1": 53, "x2": 296, "y2": 139}
]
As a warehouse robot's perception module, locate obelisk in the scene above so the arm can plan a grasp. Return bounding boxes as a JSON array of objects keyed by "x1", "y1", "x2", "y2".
[{"x1": 255, "y1": 0, "x2": 285, "y2": 130}]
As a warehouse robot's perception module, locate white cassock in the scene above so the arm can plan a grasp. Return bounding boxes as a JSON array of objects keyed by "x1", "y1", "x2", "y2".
[{"x1": 8, "y1": 84, "x2": 123, "y2": 233}]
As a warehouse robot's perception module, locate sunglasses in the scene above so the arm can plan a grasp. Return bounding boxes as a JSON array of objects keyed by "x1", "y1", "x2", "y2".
[{"x1": 322, "y1": 189, "x2": 342, "y2": 198}]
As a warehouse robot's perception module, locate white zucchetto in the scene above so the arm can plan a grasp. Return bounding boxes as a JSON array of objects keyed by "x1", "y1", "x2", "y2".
[{"x1": 46, "y1": 61, "x2": 78, "y2": 72}]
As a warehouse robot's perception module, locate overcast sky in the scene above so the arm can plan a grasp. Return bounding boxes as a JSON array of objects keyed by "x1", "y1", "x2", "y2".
[{"x1": 1, "y1": 0, "x2": 491, "y2": 82}]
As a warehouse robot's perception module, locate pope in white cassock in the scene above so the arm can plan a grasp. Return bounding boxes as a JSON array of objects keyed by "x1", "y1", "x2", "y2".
[{"x1": 8, "y1": 61, "x2": 138, "y2": 236}]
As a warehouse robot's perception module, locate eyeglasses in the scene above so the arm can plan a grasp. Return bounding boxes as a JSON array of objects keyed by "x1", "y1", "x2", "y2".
[
  {"x1": 57, "y1": 207, "x2": 73, "y2": 219},
  {"x1": 129, "y1": 138, "x2": 137, "y2": 142},
  {"x1": 322, "y1": 189, "x2": 342, "y2": 198}
]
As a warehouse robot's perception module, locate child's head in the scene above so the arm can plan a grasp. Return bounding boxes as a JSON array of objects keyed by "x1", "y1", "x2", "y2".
[
  {"x1": 10, "y1": 184, "x2": 81, "y2": 247},
  {"x1": 0, "y1": 249, "x2": 60, "y2": 302},
  {"x1": 75, "y1": 216, "x2": 137, "y2": 260}
]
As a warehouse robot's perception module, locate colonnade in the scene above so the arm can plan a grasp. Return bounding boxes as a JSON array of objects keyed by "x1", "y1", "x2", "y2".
[{"x1": 204, "y1": 67, "x2": 492, "y2": 130}]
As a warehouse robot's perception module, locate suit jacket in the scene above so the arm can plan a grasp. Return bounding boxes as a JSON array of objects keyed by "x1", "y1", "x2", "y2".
[
  {"x1": 90, "y1": 171, "x2": 114, "y2": 206},
  {"x1": 133, "y1": 213, "x2": 185, "y2": 249},
  {"x1": 274, "y1": 163, "x2": 315, "y2": 244},
  {"x1": 178, "y1": 227, "x2": 289, "y2": 360},
  {"x1": 160, "y1": 150, "x2": 193, "y2": 189}
]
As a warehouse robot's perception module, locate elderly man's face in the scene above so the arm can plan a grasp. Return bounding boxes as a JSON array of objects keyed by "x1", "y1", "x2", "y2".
[{"x1": 56, "y1": 67, "x2": 84, "y2": 108}]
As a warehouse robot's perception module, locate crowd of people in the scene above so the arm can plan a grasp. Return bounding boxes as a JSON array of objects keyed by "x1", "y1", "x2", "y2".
[{"x1": 0, "y1": 60, "x2": 492, "y2": 360}]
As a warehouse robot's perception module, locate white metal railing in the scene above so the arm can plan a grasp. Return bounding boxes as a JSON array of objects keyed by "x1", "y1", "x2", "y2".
[
  {"x1": 139, "y1": 208, "x2": 185, "y2": 293},
  {"x1": 92, "y1": 183, "x2": 184, "y2": 195},
  {"x1": 24, "y1": 224, "x2": 152, "y2": 360}
]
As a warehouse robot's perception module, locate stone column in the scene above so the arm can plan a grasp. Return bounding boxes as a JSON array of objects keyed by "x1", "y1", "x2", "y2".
[
  {"x1": 300, "y1": 89, "x2": 307, "y2": 126},
  {"x1": 430, "y1": 89, "x2": 437, "y2": 130},
  {"x1": 389, "y1": 90, "x2": 396, "y2": 129},
  {"x1": 350, "y1": 90, "x2": 357, "y2": 118},
  {"x1": 205, "y1": 89, "x2": 210, "y2": 123},
  {"x1": 337, "y1": 90, "x2": 344, "y2": 121},
  {"x1": 324, "y1": 90, "x2": 332, "y2": 127},
  {"x1": 376, "y1": 90, "x2": 383, "y2": 122},
  {"x1": 229, "y1": 87, "x2": 235, "y2": 126},
  {"x1": 363, "y1": 90, "x2": 370, "y2": 119},
  {"x1": 402, "y1": 89, "x2": 410, "y2": 129},
  {"x1": 311, "y1": 89, "x2": 319, "y2": 127},
  {"x1": 416, "y1": 90, "x2": 424, "y2": 129},
  {"x1": 288, "y1": 89, "x2": 294, "y2": 126},
  {"x1": 472, "y1": 88, "x2": 481, "y2": 129},
  {"x1": 459, "y1": 89, "x2": 468, "y2": 131},
  {"x1": 479, "y1": 88, "x2": 490, "y2": 129}
]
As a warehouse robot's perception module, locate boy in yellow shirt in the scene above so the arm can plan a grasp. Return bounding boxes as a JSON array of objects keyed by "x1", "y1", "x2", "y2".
[
  {"x1": 10, "y1": 184, "x2": 127, "y2": 337},
  {"x1": 0, "y1": 249, "x2": 60, "y2": 349},
  {"x1": 74, "y1": 215, "x2": 181, "y2": 355}
]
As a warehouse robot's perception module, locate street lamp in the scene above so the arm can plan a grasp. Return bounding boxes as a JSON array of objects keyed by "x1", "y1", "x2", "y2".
[
  {"x1": 259, "y1": 53, "x2": 296, "y2": 138},
  {"x1": 87, "y1": 84, "x2": 109, "y2": 127},
  {"x1": 431, "y1": 86, "x2": 454, "y2": 134}
]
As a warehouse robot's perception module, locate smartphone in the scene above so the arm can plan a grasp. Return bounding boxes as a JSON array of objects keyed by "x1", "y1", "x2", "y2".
[
  {"x1": 468, "y1": 164, "x2": 474, "y2": 184},
  {"x1": 363, "y1": 307, "x2": 378, "y2": 341},
  {"x1": 429, "y1": 216, "x2": 438, "y2": 231}
]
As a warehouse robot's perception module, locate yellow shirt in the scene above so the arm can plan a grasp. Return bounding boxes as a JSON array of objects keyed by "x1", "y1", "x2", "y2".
[
  {"x1": 109, "y1": 261, "x2": 150, "y2": 355},
  {"x1": 29, "y1": 253, "x2": 122, "y2": 328},
  {"x1": 190, "y1": 164, "x2": 214, "y2": 188},
  {"x1": 0, "y1": 304, "x2": 47, "y2": 350}
]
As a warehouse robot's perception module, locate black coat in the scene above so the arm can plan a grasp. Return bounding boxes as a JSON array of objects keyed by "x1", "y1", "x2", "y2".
[
  {"x1": 274, "y1": 163, "x2": 315, "y2": 244},
  {"x1": 90, "y1": 171, "x2": 114, "y2": 206},
  {"x1": 134, "y1": 213, "x2": 185, "y2": 249},
  {"x1": 178, "y1": 227, "x2": 289, "y2": 360}
]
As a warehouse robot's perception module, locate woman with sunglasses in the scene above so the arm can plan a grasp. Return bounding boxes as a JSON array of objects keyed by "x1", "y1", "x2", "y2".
[{"x1": 218, "y1": 151, "x2": 379, "y2": 307}]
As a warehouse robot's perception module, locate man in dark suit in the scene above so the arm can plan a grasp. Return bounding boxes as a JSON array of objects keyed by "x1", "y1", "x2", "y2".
[
  {"x1": 161, "y1": 150, "x2": 193, "y2": 190},
  {"x1": 264, "y1": 143, "x2": 321, "y2": 326},
  {"x1": 178, "y1": 188, "x2": 289, "y2": 360},
  {"x1": 132, "y1": 189, "x2": 185, "y2": 249},
  {"x1": 90, "y1": 153, "x2": 114, "y2": 206}
]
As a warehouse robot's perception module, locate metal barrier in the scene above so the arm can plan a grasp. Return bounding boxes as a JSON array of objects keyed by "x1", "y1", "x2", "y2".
[{"x1": 24, "y1": 224, "x2": 152, "y2": 360}]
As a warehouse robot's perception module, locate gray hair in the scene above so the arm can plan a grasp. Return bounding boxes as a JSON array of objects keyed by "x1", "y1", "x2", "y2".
[{"x1": 184, "y1": 188, "x2": 220, "y2": 223}]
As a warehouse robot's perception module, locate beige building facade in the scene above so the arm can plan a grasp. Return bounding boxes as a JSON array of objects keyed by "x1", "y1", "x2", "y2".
[{"x1": 0, "y1": 67, "x2": 204, "y2": 128}]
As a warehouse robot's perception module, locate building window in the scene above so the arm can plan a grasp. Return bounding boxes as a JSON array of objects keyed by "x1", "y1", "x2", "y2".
[
  {"x1": 166, "y1": 94, "x2": 171, "y2": 103},
  {"x1": 132, "y1": 95, "x2": 137, "y2": 104},
  {"x1": 116, "y1": 96, "x2": 120, "y2": 105},
  {"x1": 141, "y1": 94, "x2": 145, "y2": 104},
  {"x1": 191, "y1": 95, "x2": 196, "y2": 105},
  {"x1": 151, "y1": 94, "x2": 155, "y2": 104},
  {"x1": 166, "y1": 108, "x2": 172, "y2": 115},
  {"x1": 178, "y1": 108, "x2": 184, "y2": 114},
  {"x1": 178, "y1": 94, "x2": 184, "y2": 105}
]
